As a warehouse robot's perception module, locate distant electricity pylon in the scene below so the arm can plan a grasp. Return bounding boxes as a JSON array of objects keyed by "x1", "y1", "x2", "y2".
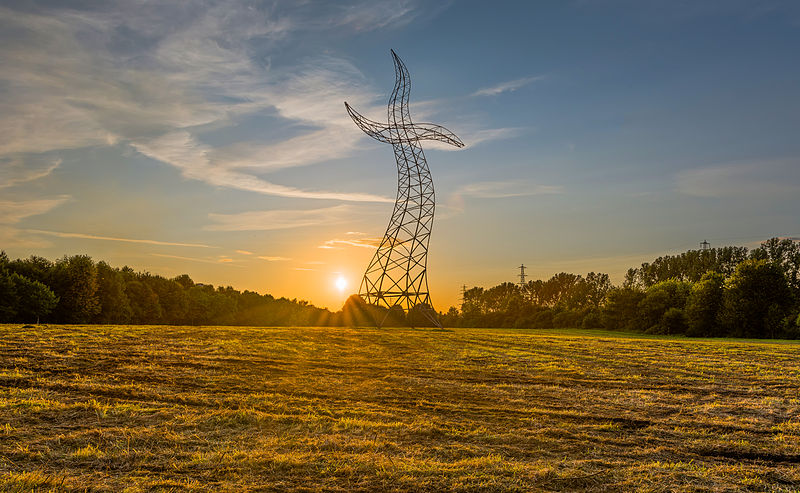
[
  {"x1": 345, "y1": 50, "x2": 464, "y2": 328},
  {"x1": 701, "y1": 240, "x2": 710, "y2": 250},
  {"x1": 518, "y1": 264, "x2": 527, "y2": 287}
]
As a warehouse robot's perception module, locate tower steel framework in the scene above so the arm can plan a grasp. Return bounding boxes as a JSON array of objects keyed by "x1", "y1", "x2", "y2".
[{"x1": 344, "y1": 50, "x2": 464, "y2": 327}]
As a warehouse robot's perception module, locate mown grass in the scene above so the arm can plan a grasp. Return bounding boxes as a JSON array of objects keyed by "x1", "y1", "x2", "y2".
[{"x1": 0, "y1": 324, "x2": 798, "y2": 492}]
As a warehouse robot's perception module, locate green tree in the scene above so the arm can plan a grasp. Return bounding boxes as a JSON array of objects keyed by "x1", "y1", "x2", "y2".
[
  {"x1": 625, "y1": 246, "x2": 748, "y2": 288},
  {"x1": 50, "y1": 255, "x2": 100, "y2": 323},
  {"x1": 584, "y1": 272, "x2": 612, "y2": 308},
  {"x1": 542, "y1": 272, "x2": 583, "y2": 308},
  {"x1": 8, "y1": 255, "x2": 54, "y2": 285},
  {"x1": 685, "y1": 271, "x2": 725, "y2": 337},
  {"x1": 0, "y1": 253, "x2": 19, "y2": 322},
  {"x1": 720, "y1": 259, "x2": 793, "y2": 338},
  {"x1": 483, "y1": 282, "x2": 523, "y2": 313},
  {"x1": 125, "y1": 280, "x2": 162, "y2": 324},
  {"x1": 602, "y1": 287, "x2": 645, "y2": 331},
  {"x1": 750, "y1": 237, "x2": 800, "y2": 292},
  {"x1": 460, "y1": 287, "x2": 486, "y2": 327},
  {"x1": 11, "y1": 273, "x2": 58, "y2": 323},
  {"x1": 143, "y1": 274, "x2": 187, "y2": 324},
  {"x1": 95, "y1": 261, "x2": 132, "y2": 323},
  {"x1": 637, "y1": 279, "x2": 692, "y2": 334},
  {"x1": 173, "y1": 274, "x2": 195, "y2": 289}
]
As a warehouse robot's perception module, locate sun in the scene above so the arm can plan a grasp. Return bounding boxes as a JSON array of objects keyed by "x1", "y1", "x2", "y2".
[{"x1": 335, "y1": 276, "x2": 348, "y2": 293}]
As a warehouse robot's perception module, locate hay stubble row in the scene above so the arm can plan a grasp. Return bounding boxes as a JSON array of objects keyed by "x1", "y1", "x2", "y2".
[{"x1": 1, "y1": 325, "x2": 798, "y2": 491}]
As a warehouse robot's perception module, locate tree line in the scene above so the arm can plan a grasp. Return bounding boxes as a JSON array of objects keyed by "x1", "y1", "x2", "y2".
[
  {"x1": 0, "y1": 252, "x2": 349, "y2": 326},
  {"x1": 442, "y1": 238, "x2": 800, "y2": 339},
  {"x1": 3, "y1": 238, "x2": 799, "y2": 337}
]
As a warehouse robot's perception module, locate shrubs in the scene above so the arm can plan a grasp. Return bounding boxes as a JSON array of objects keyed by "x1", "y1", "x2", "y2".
[
  {"x1": 581, "y1": 310, "x2": 603, "y2": 329},
  {"x1": 552, "y1": 309, "x2": 584, "y2": 328},
  {"x1": 659, "y1": 307, "x2": 687, "y2": 335}
]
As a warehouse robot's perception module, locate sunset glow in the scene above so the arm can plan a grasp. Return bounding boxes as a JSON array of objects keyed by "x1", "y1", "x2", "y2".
[{"x1": 335, "y1": 276, "x2": 348, "y2": 293}]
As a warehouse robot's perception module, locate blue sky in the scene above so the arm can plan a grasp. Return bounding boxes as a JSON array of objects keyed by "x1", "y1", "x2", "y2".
[{"x1": 1, "y1": 0, "x2": 799, "y2": 309}]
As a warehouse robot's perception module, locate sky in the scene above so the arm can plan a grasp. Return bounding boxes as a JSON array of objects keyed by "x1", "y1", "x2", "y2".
[{"x1": 1, "y1": 0, "x2": 799, "y2": 310}]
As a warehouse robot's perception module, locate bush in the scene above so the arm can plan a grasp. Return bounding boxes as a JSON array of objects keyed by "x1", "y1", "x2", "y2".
[
  {"x1": 552, "y1": 309, "x2": 583, "y2": 328},
  {"x1": 661, "y1": 307, "x2": 687, "y2": 335},
  {"x1": 581, "y1": 310, "x2": 603, "y2": 329},
  {"x1": 530, "y1": 310, "x2": 554, "y2": 329}
]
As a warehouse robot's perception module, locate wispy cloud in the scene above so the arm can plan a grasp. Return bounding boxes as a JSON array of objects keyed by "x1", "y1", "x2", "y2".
[
  {"x1": 0, "y1": 196, "x2": 70, "y2": 225},
  {"x1": 0, "y1": 156, "x2": 61, "y2": 189},
  {"x1": 0, "y1": 2, "x2": 427, "y2": 202},
  {"x1": 0, "y1": 196, "x2": 70, "y2": 248},
  {"x1": 472, "y1": 76, "x2": 545, "y2": 97},
  {"x1": 675, "y1": 159, "x2": 800, "y2": 198},
  {"x1": 325, "y1": 0, "x2": 434, "y2": 32},
  {"x1": 319, "y1": 237, "x2": 382, "y2": 249},
  {"x1": 257, "y1": 256, "x2": 291, "y2": 262},
  {"x1": 27, "y1": 229, "x2": 213, "y2": 248},
  {"x1": 236, "y1": 250, "x2": 253, "y2": 255},
  {"x1": 455, "y1": 180, "x2": 562, "y2": 199},
  {"x1": 0, "y1": 227, "x2": 51, "y2": 249},
  {"x1": 134, "y1": 131, "x2": 392, "y2": 202},
  {"x1": 152, "y1": 253, "x2": 240, "y2": 266},
  {"x1": 442, "y1": 181, "x2": 563, "y2": 218},
  {"x1": 205, "y1": 205, "x2": 354, "y2": 231}
]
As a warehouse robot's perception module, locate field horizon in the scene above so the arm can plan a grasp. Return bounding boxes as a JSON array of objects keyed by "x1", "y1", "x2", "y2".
[{"x1": 1, "y1": 324, "x2": 799, "y2": 491}]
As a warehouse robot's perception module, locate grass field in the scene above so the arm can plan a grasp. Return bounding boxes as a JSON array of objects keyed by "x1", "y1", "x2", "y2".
[{"x1": 1, "y1": 325, "x2": 799, "y2": 492}]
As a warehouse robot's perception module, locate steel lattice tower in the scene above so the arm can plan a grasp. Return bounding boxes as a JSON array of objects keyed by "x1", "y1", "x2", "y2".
[{"x1": 344, "y1": 50, "x2": 464, "y2": 327}]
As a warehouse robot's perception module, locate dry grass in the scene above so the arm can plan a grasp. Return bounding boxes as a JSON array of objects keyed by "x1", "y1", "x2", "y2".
[{"x1": 0, "y1": 324, "x2": 799, "y2": 492}]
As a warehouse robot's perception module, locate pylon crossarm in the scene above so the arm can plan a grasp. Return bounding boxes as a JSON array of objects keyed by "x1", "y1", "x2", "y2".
[
  {"x1": 344, "y1": 102, "x2": 394, "y2": 144},
  {"x1": 345, "y1": 107, "x2": 463, "y2": 148}
]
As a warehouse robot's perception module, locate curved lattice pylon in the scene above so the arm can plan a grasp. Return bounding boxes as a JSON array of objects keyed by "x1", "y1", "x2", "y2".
[{"x1": 344, "y1": 50, "x2": 464, "y2": 327}]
